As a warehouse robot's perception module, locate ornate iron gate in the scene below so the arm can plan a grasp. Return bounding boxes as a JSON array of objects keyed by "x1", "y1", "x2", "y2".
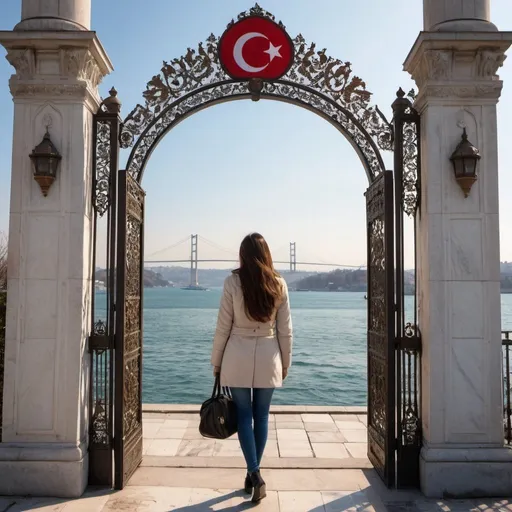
[
  {"x1": 114, "y1": 171, "x2": 145, "y2": 489},
  {"x1": 366, "y1": 170, "x2": 395, "y2": 486},
  {"x1": 392, "y1": 89, "x2": 422, "y2": 489},
  {"x1": 87, "y1": 6, "x2": 423, "y2": 491},
  {"x1": 89, "y1": 90, "x2": 121, "y2": 486}
]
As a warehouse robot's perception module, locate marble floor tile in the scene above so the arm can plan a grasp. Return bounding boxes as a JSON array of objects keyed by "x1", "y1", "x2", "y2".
[
  {"x1": 213, "y1": 440, "x2": 243, "y2": 457},
  {"x1": 335, "y1": 420, "x2": 366, "y2": 431},
  {"x1": 339, "y1": 429, "x2": 368, "y2": 443},
  {"x1": 143, "y1": 439, "x2": 153, "y2": 455},
  {"x1": 277, "y1": 428, "x2": 309, "y2": 442},
  {"x1": 186, "y1": 488, "x2": 281, "y2": 511},
  {"x1": 278, "y1": 490, "x2": 326, "y2": 511},
  {"x1": 345, "y1": 442, "x2": 368, "y2": 459},
  {"x1": 358, "y1": 414, "x2": 368, "y2": 426},
  {"x1": 103, "y1": 485, "x2": 191, "y2": 511},
  {"x1": 183, "y1": 428, "x2": 205, "y2": 440},
  {"x1": 275, "y1": 414, "x2": 303, "y2": 422},
  {"x1": 7, "y1": 498, "x2": 68, "y2": 512},
  {"x1": 275, "y1": 421, "x2": 304, "y2": 429},
  {"x1": 331, "y1": 414, "x2": 361, "y2": 422},
  {"x1": 143, "y1": 418, "x2": 166, "y2": 424},
  {"x1": 278, "y1": 442, "x2": 314, "y2": 458},
  {"x1": 322, "y1": 490, "x2": 375, "y2": 512},
  {"x1": 142, "y1": 422, "x2": 163, "y2": 438},
  {"x1": 177, "y1": 439, "x2": 216, "y2": 457},
  {"x1": 163, "y1": 419, "x2": 190, "y2": 429},
  {"x1": 302, "y1": 413, "x2": 335, "y2": 423},
  {"x1": 263, "y1": 440, "x2": 279, "y2": 458},
  {"x1": 153, "y1": 427, "x2": 187, "y2": 439},
  {"x1": 308, "y1": 431, "x2": 347, "y2": 443},
  {"x1": 312, "y1": 443, "x2": 350, "y2": 459},
  {"x1": 304, "y1": 422, "x2": 340, "y2": 432},
  {"x1": 146, "y1": 438, "x2": 182, "y2": 457}
]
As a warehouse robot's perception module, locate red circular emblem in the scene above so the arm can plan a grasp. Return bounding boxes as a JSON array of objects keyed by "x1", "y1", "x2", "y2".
[{"x1": 219, "y1": 16, "x2": 294, "y2": 80}]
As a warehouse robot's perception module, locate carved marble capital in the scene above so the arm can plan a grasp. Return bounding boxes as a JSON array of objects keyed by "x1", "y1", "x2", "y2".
[
  {"x1": 0, "y1": 31, "x2": 113, "y2": 107},
  {"x1": 5, "y1": 48, "x2": 36, "y2": 79},
  {"x1": 409, "y1": 48, "x2": 506, "y2": 89},
  {"x1": 422, "y1": 82, "x2": 503, "y2": 99},
  {"x1": 5, "y1": 46, "x2": 104, "y2": 92},
  {"x1": 404, "y1": 32, "x2": 512, "y2": 104}
]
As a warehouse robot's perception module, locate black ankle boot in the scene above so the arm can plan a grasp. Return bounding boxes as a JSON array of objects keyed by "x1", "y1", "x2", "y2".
[
  {"x1": 250, "y1": 470, "x2": 267, "y2": 503},
  {"x1": 244, "y1": 472, "x2": 253, "y2": 494}
]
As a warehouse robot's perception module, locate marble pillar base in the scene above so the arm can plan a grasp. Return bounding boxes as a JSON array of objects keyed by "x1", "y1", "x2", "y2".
[
  {"x1": 0, "y1": 443, "x2": 88, "y2": 498},
  {"x1": 420, "y1": 446, "x2": 512, "y2": 498}
]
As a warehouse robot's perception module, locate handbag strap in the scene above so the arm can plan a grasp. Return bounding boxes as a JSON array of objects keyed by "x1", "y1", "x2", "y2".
[{"x1": 212, "y1": 375, "x2": 221, "y2": 398}]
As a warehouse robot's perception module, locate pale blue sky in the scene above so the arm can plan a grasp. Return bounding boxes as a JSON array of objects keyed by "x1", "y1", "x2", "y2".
[{"x1": 1, "y1": 1, "x2": 512, "y2": 269}]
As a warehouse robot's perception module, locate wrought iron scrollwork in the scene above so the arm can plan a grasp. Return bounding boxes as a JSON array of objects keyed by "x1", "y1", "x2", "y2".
[
  {"x1": 392, "y1": 88, "x2": 421, "y2": 217},
  {"x1": 89, "y1": 89, "x2": 121, "y2": 486},
  {"x1": 400, "y1": 322, "x2": 421, "y2": 446},
  {"x1": 115, "y1": 172, "x2": 145, "y2": 489},
  {"x1": 393, "y1": 88, "x2": 422, "y2": 488},
  {"x1": 230, "y1": 3, "x2": 284, "y2": 27},
  {"x1": 366, "y1": 171, "x2": 395, "y2": 486},
  {"x1": 120, "y1": 4, "x2": 392, "y2": 182},
  {"x1": 93, "y1": 121, "x2": 112, "y2": 217}
]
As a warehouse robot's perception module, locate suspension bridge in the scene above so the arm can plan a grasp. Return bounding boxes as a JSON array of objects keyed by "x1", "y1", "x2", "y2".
[{"x1": 144, "y1": 235, "x2": 366, "y2": 288}]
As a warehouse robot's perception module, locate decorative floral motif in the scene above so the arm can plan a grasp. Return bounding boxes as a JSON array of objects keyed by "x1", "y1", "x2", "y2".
[
  {"x1": 230, "y1": 2, "x2": 285, "y2": 28},
  {"x1": 366, "y1": 173, "x2": 392, "y2": 481},
  {"x1": 117, "y1": 173, "x2": 144, "y2": 485},
  {"x1": 93, "y1": 121, "x2": 112, "y2": 217}
]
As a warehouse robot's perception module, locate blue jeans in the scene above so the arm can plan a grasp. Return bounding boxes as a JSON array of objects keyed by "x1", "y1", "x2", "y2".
[{"x1": 230, "y1": 387, "x2": 274, "y2": 473}]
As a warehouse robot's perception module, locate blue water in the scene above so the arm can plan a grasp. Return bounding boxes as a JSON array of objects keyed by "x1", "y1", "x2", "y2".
[{"x1": 95, "y1": 289, "x2": 512, "y2": 406}]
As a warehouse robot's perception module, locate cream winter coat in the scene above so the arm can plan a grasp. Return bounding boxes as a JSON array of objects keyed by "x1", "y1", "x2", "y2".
[{"x1": 211, "y1": 273, "x2": 293, "y2": 388}]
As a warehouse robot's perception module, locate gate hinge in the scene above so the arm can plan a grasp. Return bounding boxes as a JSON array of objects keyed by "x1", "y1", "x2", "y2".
[
  {"x1": 397, "y1": 335, "x2": 421, "y2": 351},
  {"x1": 88, "y1": 334, "x2": 113, "y2": 352}
]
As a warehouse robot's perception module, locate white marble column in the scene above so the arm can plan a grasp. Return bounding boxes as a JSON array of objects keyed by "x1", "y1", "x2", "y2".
[
  {"x1": 15, "y1": 0, "x2": 91, "y2": 31},
  {"x1": 0, "y1": 0, "x2": 112, "y2": 498},
  {"x1": 423, "y1": 0, "x2": 497, "y2": 32},
  {"x1": 406, "y1": 0, "x2": 512, "y2": 498}
]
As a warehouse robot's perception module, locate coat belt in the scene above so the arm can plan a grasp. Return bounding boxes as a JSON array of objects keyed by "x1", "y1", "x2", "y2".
[{"x1": 231, "y1": 326, "x2": 275, "y2": 337}]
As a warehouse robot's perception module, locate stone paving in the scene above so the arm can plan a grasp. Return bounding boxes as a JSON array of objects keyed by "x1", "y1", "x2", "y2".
[
  {"x1": 142, "y1": 411, "x2": 371, "y2": 469},
  {"x1": 1, "y1": 411, "x2": 512, "y2": 510}
]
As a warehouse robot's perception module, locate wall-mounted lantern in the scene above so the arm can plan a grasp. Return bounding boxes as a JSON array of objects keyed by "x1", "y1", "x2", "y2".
[
  {"x1": 449, "y1": 128, "x2": 481, "y2": 198},
  {"x1": 29, "y1": 129, "x2": 62, "y2": 197}
]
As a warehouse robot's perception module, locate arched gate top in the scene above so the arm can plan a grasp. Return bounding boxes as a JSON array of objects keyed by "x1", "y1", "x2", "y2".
[{"x1": 117, "y1": 4, "x2": 393, "y2": 183}]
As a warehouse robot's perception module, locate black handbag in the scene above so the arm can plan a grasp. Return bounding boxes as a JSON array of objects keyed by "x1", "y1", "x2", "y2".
[{"x1": 199, "y1": 376, "x2": 238, "y2": 439}]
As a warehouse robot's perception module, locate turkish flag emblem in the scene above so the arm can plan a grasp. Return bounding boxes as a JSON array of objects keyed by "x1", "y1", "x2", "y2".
[{"x1": 219, "y1": 16, "x2": 294, "y2": 80}]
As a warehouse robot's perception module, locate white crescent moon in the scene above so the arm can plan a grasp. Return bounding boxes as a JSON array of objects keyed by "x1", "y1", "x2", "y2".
[{"x1": 233, "y1": 32, "x2": 269, "y2": 73}]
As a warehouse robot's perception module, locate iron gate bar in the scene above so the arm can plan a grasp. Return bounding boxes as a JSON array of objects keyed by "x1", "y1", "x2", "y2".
[
  {"x1": 88, "y1": 94, "x2": 122, "y2": 487},
  {"x1": 392, "y1": 89, "x2": 422, "y2": 489},
  {"x1": 114, "y1": 171, "x2": 145, "y2": 490},
  {"x1": 366, "y1": 170, "x2": 395, "y2": 487}
]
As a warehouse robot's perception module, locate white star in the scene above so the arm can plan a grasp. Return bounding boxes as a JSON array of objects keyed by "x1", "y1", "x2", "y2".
[{"x1": 264, "y1": 42, "x2": 282, "y2": 62}]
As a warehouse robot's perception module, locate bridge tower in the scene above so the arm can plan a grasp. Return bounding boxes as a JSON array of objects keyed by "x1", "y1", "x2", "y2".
[
  {"x1": 190, "y1": 234, "x2": 198, "y2": 286},
  {"x1": 289, "y1": 242, "x2": 297, "y2": 273}
]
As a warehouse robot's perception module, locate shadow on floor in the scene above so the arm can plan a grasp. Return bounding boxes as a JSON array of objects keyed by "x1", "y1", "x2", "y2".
[{"x1": 168, "y1": 488, "x2": 374, "y2": 511}]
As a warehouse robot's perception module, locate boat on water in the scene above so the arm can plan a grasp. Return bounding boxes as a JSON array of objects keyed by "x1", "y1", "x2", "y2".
[{"x1": 181, "y1": 285, "x2": 208, "y2": 291}]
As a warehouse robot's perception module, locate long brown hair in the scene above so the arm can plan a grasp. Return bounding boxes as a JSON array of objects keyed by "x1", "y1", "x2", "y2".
[{"x1": 234, "y1": 233, "x2": 283, "y2": 322}]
